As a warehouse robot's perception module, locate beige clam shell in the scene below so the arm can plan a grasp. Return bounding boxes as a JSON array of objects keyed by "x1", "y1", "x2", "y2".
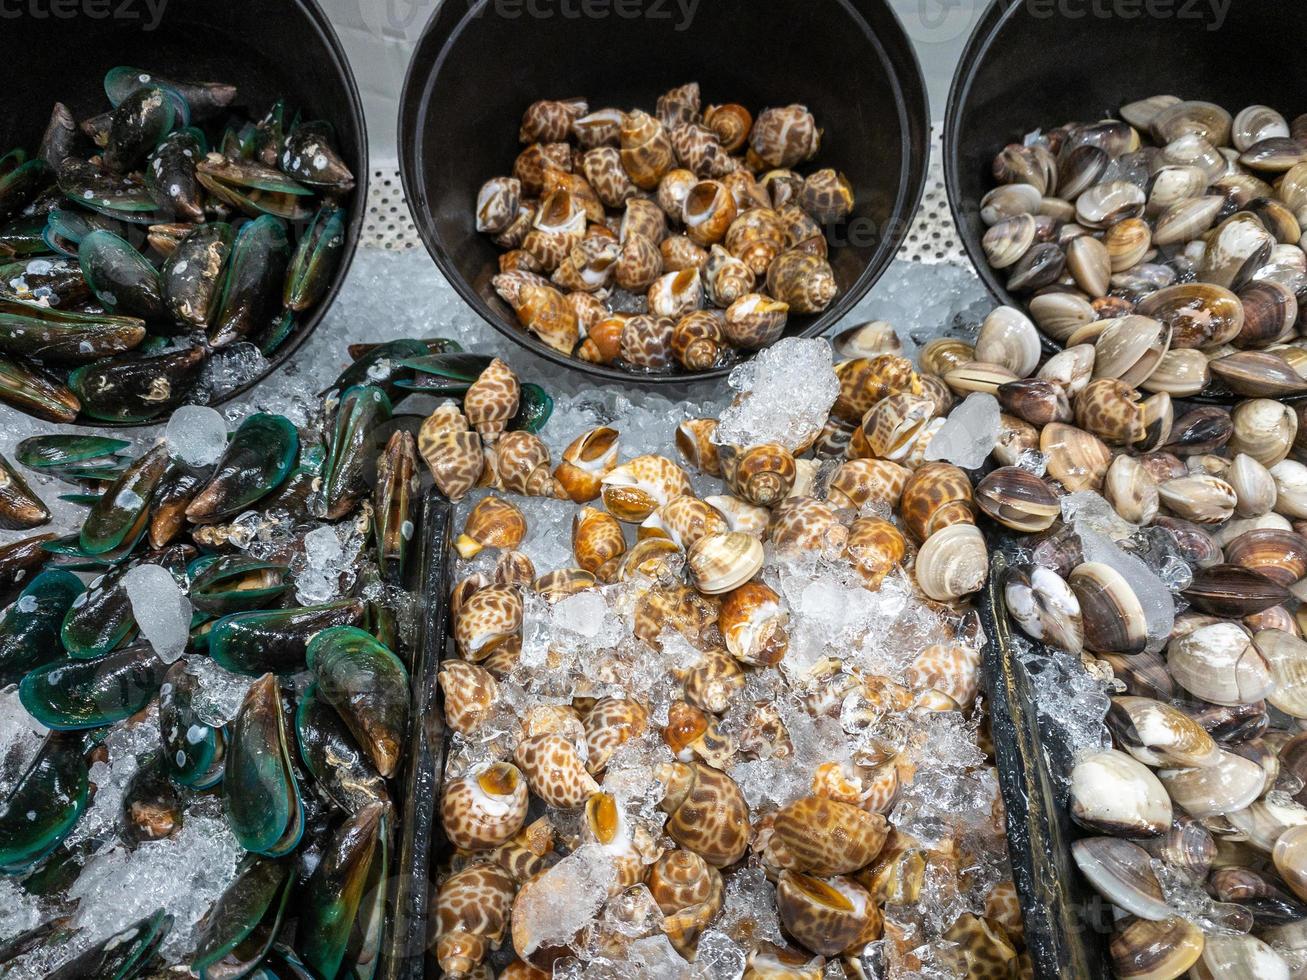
[
  {"x1": 914, "y1": 523, "x2": 987, "y2": 603},
  {"x1": 1069, "y1": 751, "x2": 1171, "y2": 838},
  {"x1": 1167, "y1": 621, "x2": 1274, "y2": 706},
  {"x1": 1159, "y1": 749, "x2": 1266, "y2": 819}
]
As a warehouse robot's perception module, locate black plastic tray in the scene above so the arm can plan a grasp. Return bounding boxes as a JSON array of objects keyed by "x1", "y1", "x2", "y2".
[
  {"x1": 979, "y1": 552, "x2": 1111, "y2": 978},
  {"x1": 382, "y1": 489, "x2": 454, "y2": 980}
]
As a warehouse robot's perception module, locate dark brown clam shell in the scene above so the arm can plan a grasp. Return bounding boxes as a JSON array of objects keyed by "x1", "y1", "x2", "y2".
[
  {"x1": 1008, "y1": 242, "x2": 1065, "y2": 293},
  {"x1": 1030, "y1": 524, "x2": 1084, "y2": 578},
  {"x1": 1183, "y1": 563, "x2": 1291, "y2": 617},
  {"x1": 1137, "y1": 452, "x2": 1188, "y2": 484},
  {"x1": 1235, "y1": 281, "x2": 1298, "y2": 349},
  {"x1": 1099, "y1": 652, "x2": 1174, "y2": 701},
  {"x1": 1224, "y1": 529, "x2": 1307, "y2": 587},
  {"x1": 996, "y1": 378, "x2": 1072, "y2": 427},
  {"x1": 1146, "y1": 815, "x2": 1214, "y2": 878},
  {"x1": 1152, "y1": 516, "x2": 1223, "y2": 568},
  {"x1": 1160, "y1": 407, "x2": 1233, "y2": 456},
  {"x1": 1210, "y1": 350, "x2": 1307, "y2": 398},
  {"x1": 1175, "y1": 699, "x2": 1269, "y2": 744},
  {"x1": 1208, "y1": 868, "x2": 1307, "y2": 928}
]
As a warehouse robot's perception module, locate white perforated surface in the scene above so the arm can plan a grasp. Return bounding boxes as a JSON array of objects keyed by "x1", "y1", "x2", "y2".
[{"x1": 361, "y1": 125, "x2": 968, "y2": 266}]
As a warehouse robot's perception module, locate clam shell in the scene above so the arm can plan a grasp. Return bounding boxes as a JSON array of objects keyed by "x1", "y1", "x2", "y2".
[
  {"x1": 1274, "y1": 824, "x2": 1307, "y2": 903},
  {"x1": 1224, "y1": 529, "x2": 1307, "y2": 586},
  {"x1": 1159, "y1": 750, "x2": 1265, "y2": 819},
  {"x1": 1065, "y1": 236, "x2": 1111, "y2": 297},
  {"x1": 1139, "y1": 347, "x2": 1209, "y2": 397},
  {"x1": 1183, "y1": 564, "x2": 1291, "y2": 619},
  {"x1": 1211, "y1": 352, "x2": 1307, "y2": 399},
  {"x1": 1093, "y1": 315, "x2": 1170, "y2": 388},
  {"x1": 1158, "y1": 474, "x2": 1236, "y2": 525},
  {"x1": 1230, "y1": 453, "x2": 1278, "y2": 517},
  {"x1": 1029, "y1": 292, "x2": 1097, "y2": 344},
  {"x1": 1167, "y1": 620, "x2": 1274, "y2": 705},
  {"x1": 1110, "y1": 916, "x2": 1204, "y2": 980},
  {"x1": 1107, "y1": 696, "x2": 1219, "y2": 769},
  {"x1": 1104, "y1": 455, "x2": 1160, "y2": 525},
  {"x1": 1069, "y1": 751, "x2": 1171, "y2": 838},
  {"x1": 974, "y1": 306, "x2": 1040, "y2": 377},
  {"x1": 1069, "y1": 562, "x2": 1147, "y2": 655},
  {"x1": 1041, "y1": 423, "x2": 1111, "y2": 492},
  {"x1": 974, "y1": 467, "x2": 1059, "y2": 533},
  {"x1": 913, "y1": 523, "x2": 987, "y2": 603},
  {"x1": 1004, "y1": 564, "x2": 1083, "y2": 654},
  {"x1": 1076, "y1": 180, "x2": 1145, "y2": 229},
  {"x1": 1189, "y1": 934, "x2": 1291, "y2": 980},
  {"x1": 1253, "y1": 629, "x2": 1307, "y2": 718},
  {"x1": 1137, "y1": 283, "x2": 1243, "y2": 350},
  {"x1": 1071, "y1": 837, "x2": 1171, "y2": 919}
]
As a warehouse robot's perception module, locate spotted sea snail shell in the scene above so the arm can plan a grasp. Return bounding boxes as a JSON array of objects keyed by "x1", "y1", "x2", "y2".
[
  {"x1": 657, "y1": 761, "x2": 750, "y2": 867},
  {"x1": 441, "y1": 762, "x2": 529, "y2": 850}
]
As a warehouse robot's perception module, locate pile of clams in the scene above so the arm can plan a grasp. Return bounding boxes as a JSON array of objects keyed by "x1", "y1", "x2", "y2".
[
  {"x1": 920, "y1": 294, "x2": 1307, "y2": 974},
  {"x1": 477, "y1": 82, "x2": 853, "y2": 374},
  {"x1": 0, "y1": 66, "x2": 354, "y2": 423},
  {"x1": 981, "y1": 96, "x2": 1307, "y2": 403},
  {"x1": 432, "y1": 336, "x2": 1031, "y2": 977},
  {"x1": 0, "y1": 340, "x2": 559, "y2": 975}
]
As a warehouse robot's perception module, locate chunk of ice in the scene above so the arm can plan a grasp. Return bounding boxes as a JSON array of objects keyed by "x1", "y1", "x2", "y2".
[
  {"x1": 164, "y1": 405, "x2": 228, "y2": 467},
  {"x1": 122, "y1": 563, "x2": 192, "y2": 664},
  {"x1": 924, "y1": 392, "x2": 1000, "y2": 470},
  {"x1": 713, "y1": 337, "x2": 840, "y2": 452},
  {"x1": 295, "y1": 525, "x2": 347, "y2": 605}
]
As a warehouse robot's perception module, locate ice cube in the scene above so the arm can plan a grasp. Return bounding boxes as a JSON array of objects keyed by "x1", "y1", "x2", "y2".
[
  {"x1": 295, "y1": 525, "x2": 347, "y2": 604},
  {"x1": 553, "y1": 591, "x2": 609, "y2": 639},
  {"x1": 924, "y1": 392, "x2": 1000, "y2": 470},
  {"x1": 713, "y1": 337, "x2": 840, "y2": 452},
  {"x1": 122, "y1": 563, "x2": 192, "y2": 663},
  {"x1": 511, "y1": 845, "x2": 615, "y2": 958},
  {"x1": 164, "y1": 405, "x2": 228, "y2": 467}
]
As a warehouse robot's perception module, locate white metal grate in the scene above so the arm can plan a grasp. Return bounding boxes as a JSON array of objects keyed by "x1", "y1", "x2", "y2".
[{"x1": 363, "y1": 124, "x2": 969, "y2": 265}]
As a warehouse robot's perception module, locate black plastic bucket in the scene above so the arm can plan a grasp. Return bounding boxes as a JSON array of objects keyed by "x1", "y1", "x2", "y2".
[
  {"x1": 0, "y1": 0, "x2": 368, "y2": 423},
  {"x1": 398, "y1": 0, "x2": 930, "y2": 384},
  {"x1": 944, "y1": 0, "x2": 1304, "y2": 330}
]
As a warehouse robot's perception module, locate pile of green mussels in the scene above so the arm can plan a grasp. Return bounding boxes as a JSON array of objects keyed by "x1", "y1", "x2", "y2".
[
  {"x1": 0, "y1": 65, "x2": 355, "y2": 424},
  {"x1": 0, "y1": 341, "x2": 552, "y2": 978}
]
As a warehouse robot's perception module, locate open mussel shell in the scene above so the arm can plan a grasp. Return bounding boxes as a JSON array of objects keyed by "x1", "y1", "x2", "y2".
[
  {"x1": 1072, "y1": 837, "x2": 1172, "y2": 920},
  {"x1": 159, "y1": 660, "x2": 225, "y2": 790},
  {"x1": 46, "y1": 908, "x2": 172, "y2": 980},
  {"x1": 306, "y1": 625, "x2": 410, "y2": 780},
  {"x1": 196, "y1": 156, "x2": 313, "y2": 223},
  {"x1": 192, "y1": 856, "x2": 293, "y2": 980},
  {"x1": 1069, "y1": 750, "x2": 1171, "y2": 837},
  {"x1": 0, "y1": 732, "x2": 88, "y2": 873},
  {"x1": 68, "y1": 345, "x2": 207, "y2": 423},
  {"x1": 186, "y1": 413, "x2": 296, "y2": 524},
  {"x1": 296, "y1": 685, "x2": 389, "y2": 813},
  {"x1": 1183, "y1": 564, "x2": 1291, "y2": 617},
  {"x1": 222, "y1": 674, "x2": 304, "y2": 858},
  {"x1": 299, "y1": 801, "x2": 388, "y2": 979},
  {"x1": 19, "y1": 641, "x2": 166, "y2": 731},
  {"x1": 188, "y1": 554, "x2": 291, "y2": 615},
  {"x1": 0, "y1": 568, "x2": 84, "y2": 685},
  {"x1": 208, "y1": 599, "x2": 364, "y2": 675}
]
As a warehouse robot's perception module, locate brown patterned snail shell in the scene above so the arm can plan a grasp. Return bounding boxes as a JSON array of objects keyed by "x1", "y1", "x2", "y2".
[
  {"x1": 941, "y1": 914, "x2": 1018, "y2": 978},
  {"x1": 619, "y1": 109, "x2": 675, "y2": 190},
  {"x1": 768, "y1": 795, "x2": 890, "y2": 876},
  {"x1": 541, "y1": 166, "x2": 604, "y2": 223},
  {"x1": 456, "y1": 496, "x2": 527, "y2": 559},
  {"x1": 438, "y1": 660, "x2": 500, "y2": 737},
  {"x1": 703, "y1": 244, "x2": 755, "y2": 309},
  {"x1": 614, "y1": 233, "x2": 664, "y2": 292},
  {"x1": 554, "y1": 426, "x2": 619, "y2": 504},
  {"x1": 721, "y1": 168, "x2": 771, "y2": 212},
  {"x1": 435, "y1": 862, "x2": 517, "y2": 978},
  {"x1": 799, "y1": 168, "x2": 855, "y2": 224},
  {"x1": 648, "y1": 268, "x2": 704, "y2": 319},
  {"x1": 655, "y1": 82, "x2": 701, "y2": 128},
  {"x1": 502, "y1": 280, "x2": 579, "y2": 355},
  {"x1": 853, "y1": 392, "x2": 932, "y2": 464},
  {"x1": 905, "y1": 643, "x2": 982, "y2": 707},
  {"x1": 824, "y1": 457, "x2": 911, "y2": 511},
  {"x1": 498, "y1": 248, "x2": 543, "y2": 274},
  {"x1": 764, "y1": 249, "x2": 837, "y2": 315},
  {"x1": 601, "y1": 454, "x2": 693, "y2": 523},
  {"x1": 670, "y1": 122, "x2": 736, "y2": 179},
  {"x1": 581, "y1": 146, "x2": 638, "y2": 209},
  {"x1": 899, "y1": 461, "x2": 976, "y2": 543},
  {"x1": 493, "y1": 198, "x2": 539, "y2": 251},
  {"x1": 619, "y1": 314, "x2": 676, "y2": 371},
  {"x1": 641, "y1": 494, "x2": 728, "y2": 551},
  {"x1": 519, "y1": 98, "x2": 587, "y2": 143},
  {"x1": 493, "y1": 550, "x2": 536, "y2": 590},
  {"x1": 656, "y1": 761, "x2": 750, "y2": 867},
  {"x1": 571, "y1": 506, "x2": 626, "y2": 578},
  {"x1": 579, "y1": 314, "x2": 627, "y2": 366},
  {"x1": 833, "y1": 355, "x2": 923, "y2": 423},
  {"x1": 621, "y1": 197, "x2": 667, "y2": 245},
  {"x1": 494, "y1": 431, "x2": 563, "y2": 498},
  {"x1": 974, "y1": 466, "x2": 1060, "y2": 533},
  {"x1": 718, "y1": 581, "x2": 789, "y2": 667},
  {"x1": 671, "y1": 310, "x2": 728, "y2": 372},
  {"x1": 617, "y1": 538, "x2": 683, "y2": 584},
  {"x1": 812, "y1": 759, "x2": 899, "y2": 814},
  {"x1": 723, "y1": 293, "x2": 789, "y2": 350},
  {"x1": 477, "y1": 176, "x2": 522, "y2": 235},
  {"x1": 649, "y1": 848, "x2": 725, "y2": 955},
  {"x1": 454, "y1": 584, "x2": 524, "y2": 660},
  {"x1": 521, "y1": 190, "x2": 586, "y2": 273},
  {"x1": 760, "y1": 169, "x2": 806, "y2": 212},
  {"x1": 513, "y1": 141, "x2": 571, "y2": 197},
  {"x1": 687, "y1": 531, "x2": 765, "y2": 595},
  {"x1": 676, "y1": 418, "x2": 722, "y2": 477},
  {"x1": 583, "y1": 697, "x2": 649, "y2": 774},
  {"x1": 633, "y1": 581, "x2": 719, "y2": 649},
  {"x1": 742, "y1": 942, "x2": 826, "y2": 978},
  {"x1": 775, "y1": 872, "x2": 880, "y2": 958},
  {"x1": 769, "y1": 496, "x2": 849, "y2": 558},
  {"x1": 660, "y1": 234, "x2": 709, "y2": 273},
  {"x1": 682, "y1": 179, "x2": 738, "y2": 247},
  {"x1": 566, "y1": 291, "x2": 606, "y2": 339},
  {"x1": 844, "y1": 517, "x2": 907, "y2": 591},
  {"x1": 582, "y1": 792, "x2": 651, "y2": 895},
  {"x1": 441, "y1": 762, "x2": 530, "y2": 850},
  {"x1": 656, "y1": 168, "x2": 698, "y2": 219},
  {"x1": 718, "y1": 442, "x2": 798, "y2": 508},
  {"x1": 450, "y1": 573, "x2": 489, "y2": 617},
  {"x1": 726, "y1": 207, "x2": 789, "y2": 277},
  {"x1": 663, "y1": 700, "x2": 735, "y2": 770},
  {"x1": 552, "y1": 235, "x2": 619, "y2": 293},
  {"x1": 704, "y1": 103, "x2": 753, "y2": 154},
  {"x1": 513, "y1": 733, "x2": 600, "y2": 809},
  {"x1": 464, "y1": 357, "x2": 521, "y2": 444},
  {"x1": 680, "y1": 648, "x2": 747, "y2": 714},
  {"x1": 419, "y1": 404, "x2": 484, "y2": 503},
  {"x1": 777, "y1": 204, "x2": 826, "y2": 255},
  {"x1": 750, "y1": 105, "x2": 821, "y2": 169}
]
